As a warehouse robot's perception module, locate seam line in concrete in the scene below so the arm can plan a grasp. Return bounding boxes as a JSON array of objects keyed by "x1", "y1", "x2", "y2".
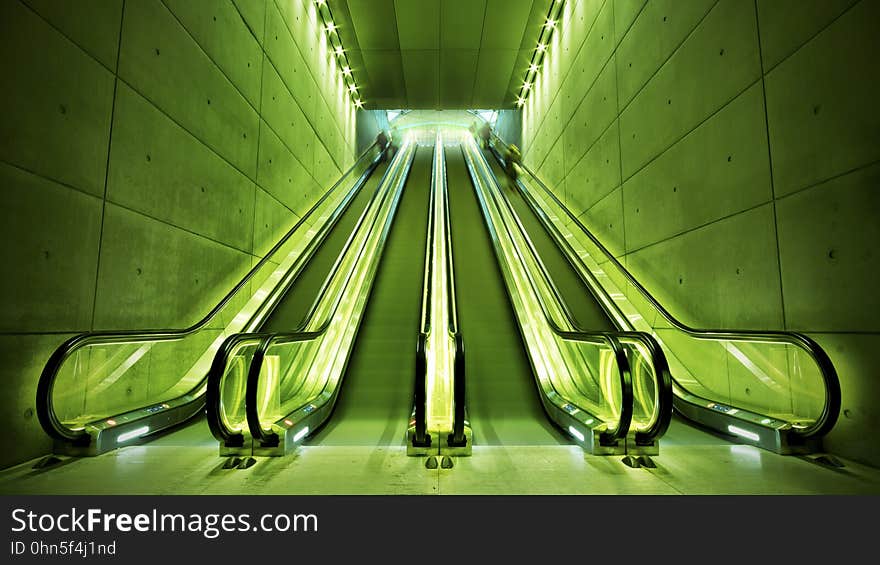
[
  {"x1": 156, "y1": 0, "x2": 340, "y2": 186},
  {"x1": 760, "y1": 0, "x2": 862, "y2": 76},
  {"x1": 753, "y1": 0, "x2": 787, "y2": 330},
  {"x1": 89, "y1": 0, "x2": 127, "y2": 332}
]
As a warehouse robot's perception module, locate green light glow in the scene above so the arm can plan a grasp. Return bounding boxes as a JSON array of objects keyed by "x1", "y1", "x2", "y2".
[
  {"x1": 462, "y1": 137, "x2": 621, "y2": 428},
  {"x1": 423, "y1": 132, "x2": 455, "y2": 433}
]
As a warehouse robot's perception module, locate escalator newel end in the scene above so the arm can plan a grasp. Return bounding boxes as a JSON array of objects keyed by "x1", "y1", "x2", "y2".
[
  {"x1": 32, "y1": 455, "x2": 63, "y2": 469},
  {"x1": 425, "y1": 456, "x2": 439, "y2": 469},
  {"x1": 237, "y1": 457, "x2": 257, "y2": 469},
  {"x1": 222, "y1": 457, "x2": 242, "y2": 469},
  {"x1": 440, "y1": 456, "x2": 453, "y2": 469}
]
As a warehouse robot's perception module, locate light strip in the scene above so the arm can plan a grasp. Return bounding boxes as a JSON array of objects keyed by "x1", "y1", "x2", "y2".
[
  {"x1": 568, "y1": 426, "x2": 585, "y2": 442},
  {"x1": 117, "y1": 426, "x2": 150, "y2": 443},
  {"x1": 315, "y1": 1, "x2": 362, "y2": 107},
  {"x1": 727, "y1": 425, "x2": 760, "y2": 442},
  {"x1": 293, "y1": 426, "x2": 310, "y2": 442},
  {"x1": 516, "y1": 1, "x2": 564, "y2": 106}
]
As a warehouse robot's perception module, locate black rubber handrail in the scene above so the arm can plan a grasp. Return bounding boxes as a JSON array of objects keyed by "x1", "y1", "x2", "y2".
[
  {"x1": 490, "y1": 133, "x2": 840, "y2": 439},
  {"x1": 463, "y1": 141, "x2": 634, "y2": 444},
  {"x1": 412, "y1": 332, "x2": 431, "y2": 447},
  {"x1": 38, "y1": 142, "x2": 383, "y2": 444},
  {"x1": 447, "y1": 333, "x2": 467, "y2": 447},
  {"x1": 243, "y1": 142, "x2": 417, "y2": 444}
]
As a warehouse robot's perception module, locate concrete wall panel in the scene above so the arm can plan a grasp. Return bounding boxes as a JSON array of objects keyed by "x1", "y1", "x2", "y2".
[
  {"x1": 627, "y1": 205, "x2": 783, "y2": 329},
  {"x1": 107, "y1": 84, "x2": 256, "y2": 252},
  {"x1": 232, "y1": 0, "x2": 266, "y2": 43},
  {"x1": 619, "y1": 0, "x2": 761, "y2": 180},
  {"x1": 566, "y1": 120, "x2": 620, "y2": 217},
  {"x1": 765, "y1": 0, "x2": 880, "y2": 197},
  {"x1": 0, "y1": 0, "x2": 114, "y2": 197},
  {"x1": 0, "y1": 334, "x2": 72, "y2": 470},
  {"x1": 0, "y1": 163, "x2": 102, "y2": 333},
  {"x1": 23, "y1": 0, "x2": 124, "y2": 70},
  {"x1": 253, "y1": 188, "x2": 299, "y2": 259},
  {"x1": 612, "y1": 0, "x2": 647, "y2": 46},
  {"x1": 776, "y1": 164, "x2": 880, "y2": 332},
  {"x1": 118, "y1": 0, "x2": 260, "y2": 178},
  {"x1": 622, "y1": 83, "x2": 771, "y2": 250},
  {"x1": 756, "y1": 0, "x2": 857, "y2": 71},
  {"x1": 165, "y1": 0, "x2": 263, "y2": 108},
  {"x1": 615, "y1": 0, "x2": 715, "y2": 109},
  {"x1": 93, "y1": 204, "x2": 252, "y2": 330}
]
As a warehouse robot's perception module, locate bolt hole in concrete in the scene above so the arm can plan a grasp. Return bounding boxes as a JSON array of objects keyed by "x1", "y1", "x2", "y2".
[
  {"x1": 207, "y1": 98, "x2": 211, "y2": 105},
  {"x1": 678, "y1": 277, "x2": 683, "y2": 284},
  {"x1": 23, "y1": 408, "x2": 33, "y2": 419},
  {"x1": 719, "y1": 48, "x2": 725, "y2": 56},
  {"x1": 43, "y1": 250, "x2": 49, "y2": 259},
  {"x1": 727, "y1": 155, "x2": 732, "y2": 162},
  {"x1": 844, "y1": 409, "x2": 852, "y2": 418},
  {"x1": 146, "y1": 154, "x2": 151, "y2": 162},
  {"x1": 155, "y1": 48, "x2": 159, "y2": 56},
  {"x1": 136, "y1": 268, "x2": 142, "y2": 275},
  {"x1": 813, "y1": 104, "x2": 821, "y2": 115},
  {"x1": 59, "y1": 104, "x2": 66, "y2": 114},
  {"x1": 828, "y1": 248, "x2": 837, "y2": 260}
]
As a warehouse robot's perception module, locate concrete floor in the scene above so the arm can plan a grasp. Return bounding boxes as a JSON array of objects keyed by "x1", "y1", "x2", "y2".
[{"x1": 2, "y1": 415, "x2": 878, "y2": 495}]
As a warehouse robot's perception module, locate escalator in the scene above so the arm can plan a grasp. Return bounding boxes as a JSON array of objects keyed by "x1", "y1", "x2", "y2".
[
  {"x1": 304, "y1": 143, "x2": 431, "y2": 447},
  {"x1": 486, "y1": 132, "x2": 840, "y2": 455},
  {"x1": 206, "y1": 138, "x2": 435, "y2": 456},
  {"x1": 35, "y1": 142, "x2": 387, "y2": 456},
  {"x1": 445, "y1": 145, "x2": 567, "y2": 446}
]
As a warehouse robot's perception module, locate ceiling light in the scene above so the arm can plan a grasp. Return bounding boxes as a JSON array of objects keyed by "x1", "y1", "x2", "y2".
[
  {"x1": 516, "y1": 96, "x2": 526, "y2": 107},
  {"x1": 325, "y1": 22, "x2": 337, "y2": 33},
  {"x1": 354, "y1": 99, "x2": 364, "y2": 108},
  {"x1": 348, "y1": 84, "x2": 357, "y2": 93},
  {"x1": 528, "y1": 64, "x2": 539, "y2": 73},
  {"x1": 334, "y1": 46, "x2": 344, "y2": 56},
  {"x1": 522, "y1": 82, "x2": 532, "y2": 90},
  {"x1": 342, "y1": 66, "x2": 352, "y2": 75},
  {"x1": 536, "y1": 43, "x2": 547, "y2": 52},
  {"x1": 545, "y1": 19, "x2": 556, "y2": 29}
]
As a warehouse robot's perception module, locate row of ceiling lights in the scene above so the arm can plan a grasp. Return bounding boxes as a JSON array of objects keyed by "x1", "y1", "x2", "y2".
[
  {"x1": 315, "y1": 0, "x2": 363, "y2": 109},
  {"x1": 316, "y1": 0, "x2": 563, "y2": 111},
  {"x1": 516, "y1": 0, "x2": 565, "y2": 107}
]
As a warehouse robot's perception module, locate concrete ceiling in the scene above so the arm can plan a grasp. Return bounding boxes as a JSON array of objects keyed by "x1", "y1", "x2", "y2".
[{"x1": 327, "y1": 0, "x2": 553, "y2": 109}]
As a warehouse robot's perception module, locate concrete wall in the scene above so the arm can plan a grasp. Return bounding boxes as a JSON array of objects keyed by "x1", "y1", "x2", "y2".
[
  {"x1": 494, "y1": 109, "x2": 522, "y2": 149},
  {"x1": 355, "y1": 109, "x2": 390, "y2": 154},
  {"x1": 0, "y1": 0, "x2": 358, "y2": 469},
  {"x1": 520, "y1": 0, "x2": 879, "y2": 467}
]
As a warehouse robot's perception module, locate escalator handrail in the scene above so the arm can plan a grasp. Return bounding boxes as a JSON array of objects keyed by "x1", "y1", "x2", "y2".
[
  {"x1": 417, "y1": 135, "x2": 465, "y2": 446},
  {"x1": 243, "y1": 142, "x2": 416, "y2": 443},
  {"x1": 206, "y1": 148, "x2": 396, "y2": 445},
  {"x1": 412, "y1": 332, "x2": 431, "y2": 446},
  {"x1": 481, "y1": 144, "x2": 672, "y2": 445},
  {"x1": 489, "y1": 133, "x2": 840, "y2": 439},
  {"x1": 37, "y1": 142, "x2": 383, "y2": 443},
  {"x1": 464, "y1": 140, "x2": 634, "y2": 443}
]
